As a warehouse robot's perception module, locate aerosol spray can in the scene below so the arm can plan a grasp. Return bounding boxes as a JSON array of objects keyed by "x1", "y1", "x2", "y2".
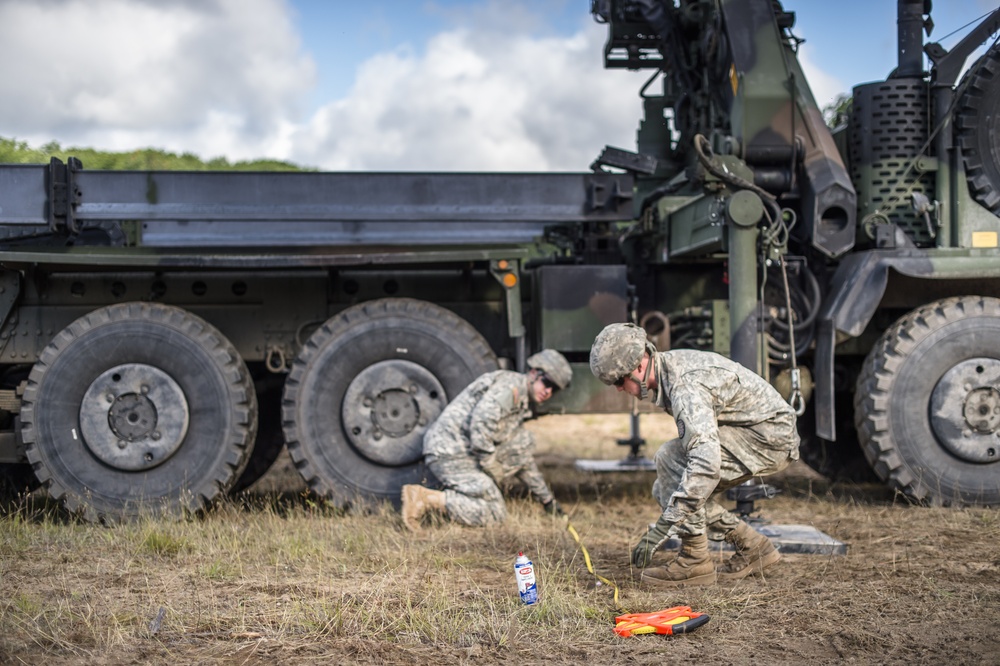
[{"x1": 514, "y1": 551, "x2": 538, "y2": 605}]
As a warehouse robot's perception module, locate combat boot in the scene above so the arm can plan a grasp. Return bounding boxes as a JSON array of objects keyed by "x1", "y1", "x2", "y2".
[
  {"x1": 401, "y1": 485, "x2": 447, "y2": 531},
  {"x1": 639, "y1": 533, "x2": 717, "y2": 587},
  {"x1": 717, "y1": 521, "x2": 781, "y2": 581}
]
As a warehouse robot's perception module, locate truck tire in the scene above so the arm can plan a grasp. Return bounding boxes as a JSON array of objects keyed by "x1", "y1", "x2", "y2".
[
  {"x1": 230, "y1": 372, "x2": 285, "y2": 494},
  {"x1": 282, "y1": 298, "x2": 498, "y2": 506},
  {"x1": 0, "y1": 368, "x2": 41, "y2": 500},
  {"x1": 956, "y1": 41, "x2": 1000, "y2": 213},
  {"x1": 855, "y1": 296, "x2": 1000, "y2": 506},
  {"x1": 0, "y1": 463, "x2": 40, "y2": 500},
  {"x1": 20, "y1": 303, "x2": 257, "y2": 522}
]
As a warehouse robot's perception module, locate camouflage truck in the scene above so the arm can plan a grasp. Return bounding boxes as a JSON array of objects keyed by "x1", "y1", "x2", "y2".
[
  {"x1": 0, "y1": 0, "x2": 997, "y2": 521},
  {"x1": 590, "y1": 0, "x2": 1000, "y2": 506}
]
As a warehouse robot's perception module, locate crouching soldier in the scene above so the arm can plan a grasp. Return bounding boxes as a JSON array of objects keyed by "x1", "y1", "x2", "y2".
[
  {"x1": 590, "y1": 323, "x2": 800, "y2": 586},
  {"x1": 401, "y1": 349, "x2": 572, "y2": 530}
]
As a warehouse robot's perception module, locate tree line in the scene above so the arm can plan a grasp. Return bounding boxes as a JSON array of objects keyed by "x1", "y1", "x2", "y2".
[{"x1": 0, "y1": 137, "x2": 309, "y2": 172}]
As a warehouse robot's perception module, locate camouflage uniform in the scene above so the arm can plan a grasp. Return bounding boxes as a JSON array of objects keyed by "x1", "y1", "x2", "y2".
[
  {"x1": 423, "y1": 369, "x2": 554, "y2": 526},
  {"x1": 649, "y1": 349, "x2": 799, "y2": 540}
]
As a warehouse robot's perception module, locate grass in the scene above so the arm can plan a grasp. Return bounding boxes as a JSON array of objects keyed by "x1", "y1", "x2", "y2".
[
  {"x1": 0, "y1": 414, "x2": 999, "y2": 664},
  {"x1": 3, "y1": 492, "x2": 998, "y2": 664},
  {"x1": 0, "y1": 496, "x2": 610, "y2": 659}
]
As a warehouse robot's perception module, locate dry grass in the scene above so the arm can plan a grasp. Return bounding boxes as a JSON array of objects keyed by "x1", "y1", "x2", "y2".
[{"x1": 1, "y1": 414, "x2": 999, "y2": 665}]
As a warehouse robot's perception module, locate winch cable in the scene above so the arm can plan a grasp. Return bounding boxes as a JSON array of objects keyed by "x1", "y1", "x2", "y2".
[
  {"x1": 778, "y1": 253, "x2": 805, "y2": 416},
  {"x1": 760, "y1": 203, "x2": 806, "y2": 417}
]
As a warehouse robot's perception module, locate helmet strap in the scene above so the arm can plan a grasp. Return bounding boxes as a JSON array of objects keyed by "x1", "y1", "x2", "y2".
[
  {"x1": 638, "y1": 347, "x2": 655, "y2": 400},
  {"x1": 639, "y1": 345, "x2": 655, "y2": 400}
]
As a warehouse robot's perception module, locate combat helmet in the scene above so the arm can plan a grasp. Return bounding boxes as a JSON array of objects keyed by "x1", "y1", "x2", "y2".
[
  {"x1": 590, "y1": 323, "x2": 656, "y2": 396},
  {"x1": 526, "y1": 349, "x2": 572, "y2": 389}
]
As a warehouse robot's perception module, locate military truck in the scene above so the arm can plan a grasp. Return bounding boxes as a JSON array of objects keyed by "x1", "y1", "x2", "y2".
[
  {"x1": 0, "y1": 0, "x2": 997, "y2": 520},
  {"x1": 590, "y1": 0, "x2": 1000, "y2": 506}
]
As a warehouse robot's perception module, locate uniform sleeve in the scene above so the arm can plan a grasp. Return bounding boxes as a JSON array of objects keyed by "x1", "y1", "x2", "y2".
[
  {"x1": 661, "y1": 378, "x2": 723, "y2": 525},
  {"x1": 467, "y1": 383, "x2": 520, "y2": 458},
  {"x1": 511, "y1": 433, "x2": 554, "y2": 504}
]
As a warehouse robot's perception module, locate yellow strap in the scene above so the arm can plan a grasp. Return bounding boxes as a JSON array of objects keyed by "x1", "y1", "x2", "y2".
[{"x1": 566, "y1": 520, "x2": 627, "y2": 611}]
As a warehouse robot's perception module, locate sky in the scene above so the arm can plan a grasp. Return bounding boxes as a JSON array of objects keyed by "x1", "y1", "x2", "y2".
[{"x1": 0, "y1": 0, "x2": 997, "y2": 172}]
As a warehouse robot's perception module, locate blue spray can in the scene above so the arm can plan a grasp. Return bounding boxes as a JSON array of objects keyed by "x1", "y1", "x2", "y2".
[{"x1": 514, "y1": 551, "x2": 538, "y2": 605}]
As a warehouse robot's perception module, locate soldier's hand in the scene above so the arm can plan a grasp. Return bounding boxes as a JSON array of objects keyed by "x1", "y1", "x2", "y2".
[
  {"x1": 631, "y1": 517, "x2": 674, "y2": 568},
  {"x1": 479, "y1": 454, "x2": 504, "y2": 484},
  {"x1": 543, "y1": 499, "x2": 565, "y2": 517}
]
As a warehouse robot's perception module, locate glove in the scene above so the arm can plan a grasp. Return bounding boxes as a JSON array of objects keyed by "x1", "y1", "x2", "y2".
[
  {"x1": 543, "y1": 499, "x2": 564, "y2": 517},
  {"x1": 479, "y1": 454, "x2": 504, "y2": 484},
  {"x1": 631, "y1": 517, "x2": 674, "y2": 568}
]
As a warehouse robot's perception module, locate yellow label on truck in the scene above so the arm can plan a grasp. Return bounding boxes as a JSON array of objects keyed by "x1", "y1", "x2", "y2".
[{"x1": 972, "y1": 231, "x2": 999, "y2": 248}]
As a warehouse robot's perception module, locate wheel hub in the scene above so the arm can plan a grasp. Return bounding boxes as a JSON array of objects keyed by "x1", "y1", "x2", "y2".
[
  {"x1": 371, "y1": 389, "x2": 420, "y2": 437},
  {"x1": 963, "y1": 386, "x2": 1000, "y2": 433},
  {"x1": 79, "y1": 363, "x2": 189, "y2": 471},
  {"x1": 108, "y1": 393, "x2": 158, "y2": 440},
  {"x1": 929, "y1": 357, "x2": 1000, "y2": 464},
  {"x1": 342, "y1": 360, "x2": 447, "y2": 466}
]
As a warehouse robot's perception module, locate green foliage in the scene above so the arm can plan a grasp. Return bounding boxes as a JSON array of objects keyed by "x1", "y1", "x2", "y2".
[
  {"x1": 138, "y1": 528, "x2": 189, "y2": 557},
  {"x1": 0, "y1": 136, "x2": 309, "y2": 172},
  {"x1": 822, "y1": 93, "x2": 852, "y2": 129}
]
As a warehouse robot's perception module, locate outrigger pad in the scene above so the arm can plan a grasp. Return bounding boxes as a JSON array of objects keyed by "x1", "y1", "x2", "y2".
[
  {"x1": 662, "y1": 524, "x2": 847, "y2": 556},
  {"x1": 756, "y1": 524, "x2": 848, "y2": 555},
  {"x1": 575, "y1": 457, "x2": 656, "y2": 472}
]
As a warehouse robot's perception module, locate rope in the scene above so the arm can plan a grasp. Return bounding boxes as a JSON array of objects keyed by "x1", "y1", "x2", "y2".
[{"x1": 565, "y1": 520, "x2": 628, "y2": 612}]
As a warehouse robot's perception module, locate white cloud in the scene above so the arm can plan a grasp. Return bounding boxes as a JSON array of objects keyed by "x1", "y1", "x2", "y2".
[
  {"x1": 0, "y1": 0, "x2": 647, "y2": 170},
  {"x1": 290, "y1": 17, "x2": 647, "y2": 171},
  {"x1": 0, "y1": 0, "x2": 315, "y2": 160}
]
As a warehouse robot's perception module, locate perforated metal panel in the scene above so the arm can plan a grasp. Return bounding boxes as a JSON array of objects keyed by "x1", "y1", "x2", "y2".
[{"x1": 850, "y1": 79, "x2": 936, "y2": 246}]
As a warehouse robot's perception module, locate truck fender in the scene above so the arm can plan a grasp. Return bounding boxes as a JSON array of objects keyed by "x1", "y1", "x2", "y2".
[{"x1": 815, "y1": 248, "x2": 1000, "y2": 440}]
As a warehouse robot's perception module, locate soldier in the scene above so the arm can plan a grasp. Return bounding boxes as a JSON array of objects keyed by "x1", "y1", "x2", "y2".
[
  {"x1": 589, "y1": 323, "x2": 799, "y2": 586},
  {"x1": 401, "y1": 349, "x2": 572, "y2": 530}
]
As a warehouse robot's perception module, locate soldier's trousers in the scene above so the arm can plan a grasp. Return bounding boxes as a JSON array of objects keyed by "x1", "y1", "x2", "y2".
[
  {"x1": 652, "y1": 424, "x2": 797, "y2": 541},
  {"x1": 425, "y1": 454, "x2": 506, "y2": 526}
]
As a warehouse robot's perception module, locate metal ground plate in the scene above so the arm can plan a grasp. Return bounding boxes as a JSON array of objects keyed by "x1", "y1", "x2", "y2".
[
  {"x1": 757, "y1": 524, "x2": 848, "y2": 555},
  {"x1": 663, "y1": 524, "x2": 847, "y2": 556},
  {"x1": 575, "y1": 457, "x2": 657, "y2": 472}
]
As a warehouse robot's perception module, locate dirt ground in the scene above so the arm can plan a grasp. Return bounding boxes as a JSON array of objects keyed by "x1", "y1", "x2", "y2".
[{"x1": 2, "y1": 413, "x2": 999, "y2": 665}]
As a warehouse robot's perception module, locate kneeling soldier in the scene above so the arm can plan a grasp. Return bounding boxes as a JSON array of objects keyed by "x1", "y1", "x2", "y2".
[{"x1": 401, "y1": 349, "x2": 572, "y2": 529}]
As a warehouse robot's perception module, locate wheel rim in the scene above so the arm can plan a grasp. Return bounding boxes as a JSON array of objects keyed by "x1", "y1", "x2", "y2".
[
  {"x1": 341, "y1": 359, "x2": 446, "y2": 466},
  {"x1": 79, "y1": 363, "x2": 189, "y2": 471},
  {"x1": 929, "y1": 357, "x2": 1000, "y2": 464}
]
